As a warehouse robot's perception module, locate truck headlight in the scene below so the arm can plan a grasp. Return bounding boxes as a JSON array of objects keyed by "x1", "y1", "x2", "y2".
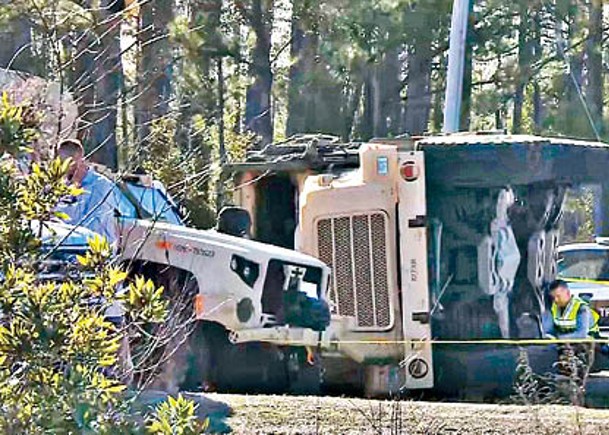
[{"x1": 230, "y1": 255, "x2": 260, "y2": 288}]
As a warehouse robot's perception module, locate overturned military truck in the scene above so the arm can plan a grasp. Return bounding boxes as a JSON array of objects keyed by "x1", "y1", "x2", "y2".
[{"x1": 229, "y1": 132, "x2": 609, "y2": 399}]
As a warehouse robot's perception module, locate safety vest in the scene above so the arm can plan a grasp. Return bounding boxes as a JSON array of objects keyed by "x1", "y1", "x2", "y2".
[{"x1": 551, "y1": 296, "x2": 600, "y2": 336}]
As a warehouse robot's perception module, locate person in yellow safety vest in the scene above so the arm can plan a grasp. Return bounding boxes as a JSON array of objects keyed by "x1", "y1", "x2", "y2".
[
  {"x1": 543, "y1": 279, "x2": 600, "y2": 339},
  {"x1": 543, "y1": 279, "x2": 600, "y2": 399}
]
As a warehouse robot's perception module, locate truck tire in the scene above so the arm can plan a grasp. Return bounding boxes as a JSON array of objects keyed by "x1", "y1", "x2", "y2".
[
  {"x1": 286, "y1": 348, "x2": 322, "y2": 396},
  {"x1": 181, "y1": 324, "x2": 214, "y2": 392},
  {"x1": 147, "y1": 329, "x2": 192, "y2": 395},
  {"x1": 214, "y1": 342, "x2": 289, "y2": 393}
]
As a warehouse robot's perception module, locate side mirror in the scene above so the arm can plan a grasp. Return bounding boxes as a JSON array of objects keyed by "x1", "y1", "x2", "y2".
[{"x1": 217, "y1": 206, "x2": 252, "y2": 238}]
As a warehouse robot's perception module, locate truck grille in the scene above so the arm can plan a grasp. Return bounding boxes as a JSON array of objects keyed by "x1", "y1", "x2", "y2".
[{"x1": 317, "y1": 213, "x2": 393, "y2": 330}]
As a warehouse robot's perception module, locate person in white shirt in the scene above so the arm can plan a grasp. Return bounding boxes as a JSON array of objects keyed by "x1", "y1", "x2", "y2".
[
  {"x1": 56, "y1": 139, "x2": 132, "y2": 382},
  {"x1": 56, "y1": 138, "x2": 122, "y2": 246}
]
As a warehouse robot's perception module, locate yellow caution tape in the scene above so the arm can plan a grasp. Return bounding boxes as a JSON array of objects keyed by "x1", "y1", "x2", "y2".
[
  {"x1": 263, "y1": 338, "x2": 609, "y2": 346},
  {"x1": 562, "y1": 277, "x2": 609, "y2": 286}
]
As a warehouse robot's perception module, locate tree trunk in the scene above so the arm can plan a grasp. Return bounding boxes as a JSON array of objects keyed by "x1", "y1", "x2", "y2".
[
  {"x1": 245, "y1": 0, "x2": 274, "y2": 147},
  {"x1": 89, "y1": 0, "x2": 123, "y2": 170},
  {"x1": 175, "y1": 0, "x2": 222, "y2": 167},
  {"x1": 191, "y1": 0, "x2": 223, "y2": 116},
  {"x1": 587, "y1": 0, "x2": 603, "y2": 137},
  {"x1": 403, "y1": 40, "x2": 433, "y2": 135},
  {"x1": 0, "y1": 15, "x2": 34, "y2": 73},
  {"x1": 512, "y1": 4, "x2": 528, "y2": 134},
  {"x1": 431, "y1": 52, "x2": 446, "y2": 133},
  {"x1": 72, "y1": 32, "x2": 96, "y2": 148},
  {"x1": 69, "y1": 1, "x2": 123, "y2": 169},
  {"x1": 589, "y1": 0, "x2": 609, "y2": 234},
  {"x1": 459, "y1": 5, "x2": 475, "y2": 131},
  {"x1": 553, "y1": 3, "x2": 587, "y2": 137},
  {"x1": 341, "y1": 80, "x2": 363, "y2": 140},
  {"x1": 371, "y1": 63, "x2": 384, "y2": 137},
  {"x1": 286, "y1": 0, "x2": 318, "y2": 136},
  {"x1": 358, "y1": 69, "x2": 375, "y2": 140},
  {"x1": 532, "y1": 7, "x2": 543, "y2": 132},
  {"x1": 175, "y1": 0, "x2": 221, "y2": 146},
  {"x1": 136, "y1": 0, "x2": 175, "y2": 146},
  {"x1": 286, "y1": 0, "x2": 343, "y2": 137},
  {"x1": 216, "y1": 57, "x2": 226, "y2": 208},
  {"x1": 378, "y1": 47, "x2": 402, "y2": 136}
]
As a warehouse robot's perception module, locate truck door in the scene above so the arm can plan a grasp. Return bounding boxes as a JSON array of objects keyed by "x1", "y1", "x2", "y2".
[
  {"x1": 255, "y1": 175, "x2": 297, "y2": 249},
  {"x1": 397, "y1": 150, "x2": 434, "y2": 389}
]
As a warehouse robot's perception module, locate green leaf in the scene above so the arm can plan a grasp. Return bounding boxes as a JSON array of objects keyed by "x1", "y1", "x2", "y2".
[{"x1": 54, "y1": 211, "x2": 70, "y2": 221}]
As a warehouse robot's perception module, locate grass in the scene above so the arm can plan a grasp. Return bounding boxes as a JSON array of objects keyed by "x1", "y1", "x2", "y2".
[{"x1": 208, "y1": 393, "x2": 609, "y2": 434}]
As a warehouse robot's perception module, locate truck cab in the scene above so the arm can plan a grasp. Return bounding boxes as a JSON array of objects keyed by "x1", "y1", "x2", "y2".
[{"x1": 86, "y1": 168, "x2": 332, "y2": 393}]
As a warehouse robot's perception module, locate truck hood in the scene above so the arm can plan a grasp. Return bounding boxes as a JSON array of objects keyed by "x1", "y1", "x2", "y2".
[{"x1": 133, "y1": 221, "x2": 329, "y2": 269}]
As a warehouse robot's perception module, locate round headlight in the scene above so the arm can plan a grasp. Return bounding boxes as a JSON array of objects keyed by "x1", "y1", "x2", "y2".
[{"x1": 237, "y1": 298, "x2": 254, "y2": 323}]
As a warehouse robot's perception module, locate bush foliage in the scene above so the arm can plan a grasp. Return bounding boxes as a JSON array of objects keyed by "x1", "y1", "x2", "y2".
[{"x1": 0, "y1": 94, "x2": 205, "y2": 433}]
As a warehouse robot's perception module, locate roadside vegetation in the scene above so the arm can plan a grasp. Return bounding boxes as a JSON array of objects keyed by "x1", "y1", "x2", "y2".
[{"x1": 0, "y1": 95, "x2": 207, "y2": 433}]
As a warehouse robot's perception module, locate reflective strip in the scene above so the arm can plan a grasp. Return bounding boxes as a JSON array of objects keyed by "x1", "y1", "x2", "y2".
[
  {"x1": 591, "y1": 309, "x2": 601, "y2": 334},
  {"x1": 552, "y1": 297, "x2": 600, "y2": 335},
  {"x1": 552, "y1": 297, "x2": 582, "y2": 333},
  {"x1": 563, "y1": 297, "x2": 581, "y2": 319}
]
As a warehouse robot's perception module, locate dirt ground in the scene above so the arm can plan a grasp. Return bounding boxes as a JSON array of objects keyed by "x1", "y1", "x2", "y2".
[{"x1": 206, "y1": 393, "x2": 609, "y2": 434}]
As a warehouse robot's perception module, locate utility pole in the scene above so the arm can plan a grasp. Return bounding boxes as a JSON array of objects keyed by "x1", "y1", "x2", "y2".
[
  {"x1": 443, "y1": 0, "x2": 471, "y2": 133},
  {"x1": 216, "y1": 56, "x2": 226, "y2": 210}
]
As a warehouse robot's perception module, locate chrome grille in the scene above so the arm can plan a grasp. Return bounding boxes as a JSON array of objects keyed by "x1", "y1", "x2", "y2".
[{"x1": 317, "y1": 213, "x2": 393, "y2": 330}]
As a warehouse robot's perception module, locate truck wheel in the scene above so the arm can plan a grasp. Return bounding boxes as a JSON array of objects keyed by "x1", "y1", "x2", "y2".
[
  {"x1": 181, "y1": 325, "x2": 214, "y2": 392},
  {"x1": 147, "y1": 331, "x2": 192, "y2": 395},
  {"x1": 213, "y1": 342, "x2": 289, "y2": 393},
  {"x1": 286, "y1": 348, "x2": 322, "y2": 396}
]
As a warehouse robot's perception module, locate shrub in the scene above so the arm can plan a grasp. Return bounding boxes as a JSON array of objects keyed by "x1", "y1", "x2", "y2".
[{"x1": 0, "y1": 93, "x2": 204, "y2": 433}]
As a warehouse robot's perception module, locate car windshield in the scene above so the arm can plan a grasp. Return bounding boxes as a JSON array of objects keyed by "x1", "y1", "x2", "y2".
[
  {"x1": 125, "y1": 182, "x2": 184, "y2": 226},
  {"x1": 557, "y1": 249, "x2": 609, "y2": 281}
]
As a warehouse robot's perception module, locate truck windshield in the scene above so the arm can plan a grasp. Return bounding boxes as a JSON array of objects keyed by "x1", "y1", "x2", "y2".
[
  {"x1": 557, "y1": 249, "x2": 609, "y2": 281},
  {"x1": 125, "y1": 183, "x2": 184, "y2": 226}
]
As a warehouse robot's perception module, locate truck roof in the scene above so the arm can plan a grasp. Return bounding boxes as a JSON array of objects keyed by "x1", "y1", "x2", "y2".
[{"x1": 228, "y1": 132, "x2": 609, "y2": 188}]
